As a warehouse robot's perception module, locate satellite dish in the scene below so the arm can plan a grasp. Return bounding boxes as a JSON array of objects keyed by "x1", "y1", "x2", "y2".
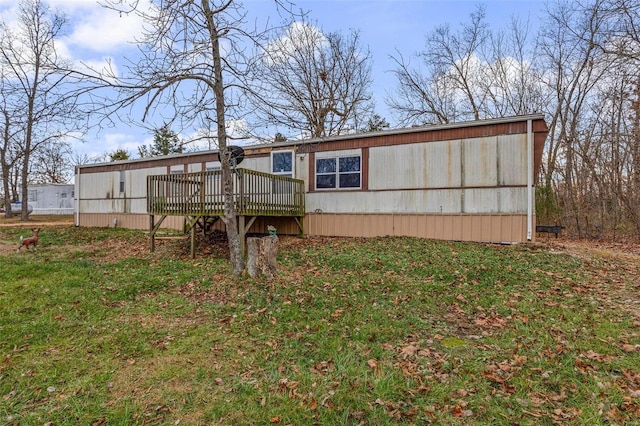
[{"x1": 217, "y1": 145, "x2": 245, "y2": 166}]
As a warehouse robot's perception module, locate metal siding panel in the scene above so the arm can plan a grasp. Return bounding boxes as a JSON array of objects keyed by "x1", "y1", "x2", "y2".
[
  {"x1": 464, "y1": 189, "x2": 498, "y2": 214},
  {"x1": 427, "y1": 141, "x2": 462, "y2": 188},
  {"x1": 499, "y1": 187, "x2": 525, "y2": 214},
  {"x1": 480, "y1": 216, "x2": 492, "y2": 241},
  {"x1": 368, "y1": 145, "x2": 406, "y2": 190},
  {"x1": 416, "y1": 215, "x2": 427, "y2": 238},
  {"x1": 451, "y1": 215, "x2": 463, "y2": 241},
  {"x1": 434, "y1": 215, "x2": 444, "y2": 239},
  {"x1": 442, "y1": 215, "x2": 453, "y2": 240},
  {"x1": 463, "y1": 137, "x2": 498, "y2": 187},
  {"x1": 491, "y1": 216, "x2": 502, "y2": 242},
  {"x1": 273, "y1": 213, "x2": 526, "y2": 243},
  {"x1": 498, "y1": 134, "x2": 527, "y2": 185},
  {"x1": 470, "y1": 216, "x2": 482, "y2": 241},
  {"x1": 393, "y1": 215, "x2": 403, "y2": 236}
]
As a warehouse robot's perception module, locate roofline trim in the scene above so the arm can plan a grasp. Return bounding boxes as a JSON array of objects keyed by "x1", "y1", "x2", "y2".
[{"x1": 77, "y1": 114, "x2": 547, "y2": 170}]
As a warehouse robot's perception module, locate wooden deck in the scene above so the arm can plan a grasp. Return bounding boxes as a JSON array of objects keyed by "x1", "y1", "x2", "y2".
[{"x1": 147, "y1": 168, "x2": 305, "y2": 257}]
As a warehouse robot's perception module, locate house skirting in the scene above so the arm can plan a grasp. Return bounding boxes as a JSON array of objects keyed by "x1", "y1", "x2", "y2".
[
  {"x1": 76, "y1": 213, "x2": 184, "y2": 230},
  {"x1": 77, "y1": 212, "x2": 534, "y2": 244},
  {"x1": 305, "y1": 213, "x2": 534, "y2": 244}
]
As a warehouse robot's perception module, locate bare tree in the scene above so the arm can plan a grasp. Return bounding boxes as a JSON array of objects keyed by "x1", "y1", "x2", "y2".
[
  {"x1": 0, "y1": 79, "x2": 22, "y2": 216},
  {"x1": 388, "y1": 5, "x2": 490, "y2": 125},
  {"x1": 99, "y1": 0, "x2": 293, "y2": 275},
  {"x1": 537, "y1": 0, "x2": 619, "y2": 237},
  {"x1": 388, "y1": 5, "x2": 545, "y2": 127},
  {"x1": 31, "y1": 140, "x2": 74, "y2": 183},
  {"x1": 0, "y1": 0, "x2": 86, "y2": 220},
  {"x1": 251, "y1": 21, "x2": 373, "y2": 138},
  {"x1": 480, "y1": 15, "x2": 546, "y2": 118},
  {"x1": 598, "y1": 0, "x2": 640, "y2": 61}
]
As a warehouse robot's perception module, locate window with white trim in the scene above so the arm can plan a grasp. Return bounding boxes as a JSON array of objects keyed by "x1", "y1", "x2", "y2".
[
  {"x1": 316, "y1": 153, "x2": 361, "y2": 190},
  {"x1": 271, "y1": 150, "x2": 294, "y2": 194},
  {"x1": 119, "y1": 171, "x2": 125, "y2": 193},
  {"x1": 271, "y1": 150, "x2": 294, "y2": 177}
]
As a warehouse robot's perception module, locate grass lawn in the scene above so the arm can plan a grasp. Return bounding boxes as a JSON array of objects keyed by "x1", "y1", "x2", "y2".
[{"x1": 0, "y1": 225, "x2": 639, "y2": 425}]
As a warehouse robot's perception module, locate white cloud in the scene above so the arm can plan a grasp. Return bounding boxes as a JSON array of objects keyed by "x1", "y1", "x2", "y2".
[
  {"x1": 72, "y1": 131, "x2": 151, "y2": 161},
  {"x1": 263, "y1": 21, "x2": 327, "y2": 66},
  {"x1": 52, "y1": 1, "x2": 151, "y2": 54},
  {"x1": 63, "y1": 6, "x2": 145, "y2": 53},
  {"x1": 0, "y1": 1, "x2": 145, "y2": 58}
]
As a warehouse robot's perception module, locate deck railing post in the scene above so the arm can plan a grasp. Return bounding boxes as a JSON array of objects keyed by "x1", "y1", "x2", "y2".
[{"x1": 150, "y1": 214, "x2": 155, "y2": 252}]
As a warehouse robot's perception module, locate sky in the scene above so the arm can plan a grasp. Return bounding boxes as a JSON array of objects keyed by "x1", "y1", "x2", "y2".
[{"x1": 0, "y1": 0, "x2": 547, "y2": 161}]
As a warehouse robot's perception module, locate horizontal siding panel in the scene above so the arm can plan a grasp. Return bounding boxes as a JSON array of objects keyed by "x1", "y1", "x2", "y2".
[{"x1": 305, "y1": 213, "x2": 533, "y2": 243}]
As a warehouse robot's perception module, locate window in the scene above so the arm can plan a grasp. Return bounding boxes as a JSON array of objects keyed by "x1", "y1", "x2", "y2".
[
  {"x1": 205, "y1": 164, "x2": 222, "y2": 194},
  {"x1": 271, "y1": 150, "x2": 294, "y2": 194},
  {"x1": 119, "y1": 171, "x2": 125, "y2": 193},
  {"x1": 316, "y1": 154, "x2": 361, "y2": 190},
  {"x1": 169, "y1": 170, "x2": 183, "y2": 196},
  {"x1": 28, "y1": 190, "x2": 38, "y2": 202},
  {"x1": 61, "y1": 193, "x2": 67, "y2": 199},
  {"x1": 271, "y1": 150, "x2": 294, "y2": 177}
]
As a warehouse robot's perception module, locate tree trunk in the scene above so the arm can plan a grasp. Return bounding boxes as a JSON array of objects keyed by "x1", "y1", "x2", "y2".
[
  {"x1": 1, "y1": 112, "x2": 13, "y2": 218},
  {"x1": 247, "y1": 235, "x2": 279, "y2": 279},
  {"x1": 202, "y1": 0, "x2": 244, "y2": 275}
]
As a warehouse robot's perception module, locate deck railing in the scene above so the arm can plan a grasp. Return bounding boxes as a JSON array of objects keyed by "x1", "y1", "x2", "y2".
[{"x1": 147, "y1": 168, "x2": 305, "y2": 217}]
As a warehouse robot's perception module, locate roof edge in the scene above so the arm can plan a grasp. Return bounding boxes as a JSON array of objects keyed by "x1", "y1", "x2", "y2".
[{"x1": 77, "y1": 114, "x2": 547, "y2": 170}]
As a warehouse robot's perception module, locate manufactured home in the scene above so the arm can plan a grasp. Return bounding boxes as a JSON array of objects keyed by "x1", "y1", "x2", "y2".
[
  {"x1": 20, "y1": 183, "x2": 75, "y2": 215},
  {"x1": 75, "y1": 114, "x2": 548, "y2": 244}
]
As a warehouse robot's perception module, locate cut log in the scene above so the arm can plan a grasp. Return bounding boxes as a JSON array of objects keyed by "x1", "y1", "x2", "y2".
[{"x1": 247, "y1": 235, "x2": 279, "y2": 279}]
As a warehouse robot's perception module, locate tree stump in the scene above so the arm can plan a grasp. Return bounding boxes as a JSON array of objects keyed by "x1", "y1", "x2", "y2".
[{"x1": 247, "y1": 235, "x2": 279, "y2": 279}]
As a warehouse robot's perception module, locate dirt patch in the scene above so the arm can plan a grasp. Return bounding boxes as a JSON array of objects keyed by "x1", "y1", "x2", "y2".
[
  {"x1": 0, "y1": 240, "x2": 19, "y2": 253},
  {"x1": 535, "y1": 236, "x2": 640, "y2": 320},
  {"x1": 541, "y1": 236, "x2": 640, "y2": 261},
  {"x1": 0, "y1": 214, "x2": 73, "y2": 228}
]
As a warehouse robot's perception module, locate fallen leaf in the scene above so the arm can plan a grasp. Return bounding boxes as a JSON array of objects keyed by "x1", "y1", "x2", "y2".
[
  {"x1": 367, "y1": 358, "x2": 382, "y2": 374},
  {"x1": 622, "y1": 344, "x2": 636, "y2": 353},
  {"x1": 401, "y1": 345, "x2": 417, "y2": 357}
]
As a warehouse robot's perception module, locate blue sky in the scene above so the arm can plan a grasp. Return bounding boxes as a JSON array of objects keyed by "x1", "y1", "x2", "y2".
[{"x1": 0, "y1": 0, "x2": 546, "y2": 159}]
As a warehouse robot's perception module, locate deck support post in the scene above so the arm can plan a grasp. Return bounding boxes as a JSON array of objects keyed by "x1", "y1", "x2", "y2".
[
  {"x1": 150, "y1": 214, "x2": 155, "y2": 252},
  {"x1": 239, "y1": 215, "x2": 245, "y2": 256},
  {"x1": 190, "y1": 220, "x2": 196, "y2": 259},
  {"x1": 183, "y1": 215, "x2": 201, "y2": 259},
  {"x1": 149, "y1": 214, "x2": 168, "y2": 253},
  {"x1": 293, "y1": 217, "x2": 304, "y2": 237},
  {"x1": 238, "y1": 215, "x2": 258, "y2": 256}
]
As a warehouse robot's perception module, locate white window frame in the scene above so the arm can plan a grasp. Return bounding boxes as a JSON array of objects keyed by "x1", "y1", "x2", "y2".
[
  {"x1": 119, "y1": 171, "x2": 125, "y2": 193},
  {"x1": 315, "y1": 149, "x2": 362, "y2": 190},
  {"x1": 271, "y1": 150, "x2": 294, "y2": 178}
]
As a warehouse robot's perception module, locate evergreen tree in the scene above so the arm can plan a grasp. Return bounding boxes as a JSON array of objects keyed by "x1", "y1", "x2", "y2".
[
  {"x1": 139, "y1": 124, "x2": 183, "y2": 158},
  {"x1": 109, "y1": 148, "x2": 130, "y2": 161}
]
